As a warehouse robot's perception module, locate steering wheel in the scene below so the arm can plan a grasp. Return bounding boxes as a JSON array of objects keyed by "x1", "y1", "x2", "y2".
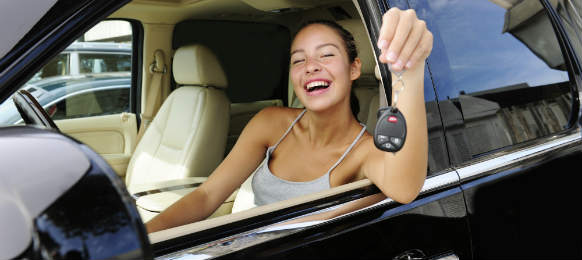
[{"x1": 12, "y1": 89, "x2": 60, "y2": 131}]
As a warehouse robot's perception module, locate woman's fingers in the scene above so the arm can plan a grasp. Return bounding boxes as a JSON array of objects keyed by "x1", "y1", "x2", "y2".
[
  {"x1": 405, "y1": 30, "x2": 433, "y2": 70},
  {"x1": 377, "y1": 8, "x2": 400, "y2": 62},
  {"x1": 393, "y1": 19, "x2": 425, "y2": 70},
  {"x1": 377, "y1": 8, "x2": 432, "y2": 71},
  {"x1": 384, "y1": 9, "x2": 416, "y2": 65}
]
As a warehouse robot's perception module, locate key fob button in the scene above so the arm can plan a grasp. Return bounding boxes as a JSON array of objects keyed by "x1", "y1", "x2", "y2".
[
  {"x1": 390, "y1": 137, "x2": 402, "y2": 146},
  {"x1": 377, "y1": 135, "x2": 389, "y2": 143},
  {"x1": 382, "y1": 143, "x2": 394, "y2": 150}
]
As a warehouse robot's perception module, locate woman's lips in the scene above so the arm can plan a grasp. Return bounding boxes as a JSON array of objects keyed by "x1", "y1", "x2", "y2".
[{"x1": 304, "y1": 79, "x2": 331, "y2": 96}]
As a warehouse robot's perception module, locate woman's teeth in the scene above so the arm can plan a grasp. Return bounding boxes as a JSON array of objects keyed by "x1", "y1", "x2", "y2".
[{"x1": 306, "y1": 81, "x2": 330, "y2": 92}]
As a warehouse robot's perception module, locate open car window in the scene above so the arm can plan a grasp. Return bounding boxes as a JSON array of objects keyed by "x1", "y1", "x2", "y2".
[{"x1": 122, "y1": 0, "x2": 450, "y2": 250}]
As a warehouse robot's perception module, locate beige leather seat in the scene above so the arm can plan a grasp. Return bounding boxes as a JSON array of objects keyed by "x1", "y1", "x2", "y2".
[{"x1": 125, "y1": 44, "x2": 230, "y2": 194}]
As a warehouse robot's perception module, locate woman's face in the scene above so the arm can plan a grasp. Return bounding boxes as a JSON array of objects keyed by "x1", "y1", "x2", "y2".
[{"x1": 290, "y1": 24, "x2": 361, "y2": 113}]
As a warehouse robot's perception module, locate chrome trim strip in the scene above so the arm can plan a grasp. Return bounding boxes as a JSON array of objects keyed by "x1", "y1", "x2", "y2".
[
  {"x1": 156, "y1": 171, "x2": 460, "y2": 260},
  {"x1": 131, "y1": 182, "x2": 202, "y2": 200},
  {"x1": 457, "y1": 133, "x2": 581, "y2": 180},
  {"x1": 331, "y1": 170, "x2": 460, "y2": 220}
]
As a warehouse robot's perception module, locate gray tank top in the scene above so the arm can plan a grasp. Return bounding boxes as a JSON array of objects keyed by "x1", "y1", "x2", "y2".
[{"x1": 252, "y1": 110, "x2": 367, "y2": 206}]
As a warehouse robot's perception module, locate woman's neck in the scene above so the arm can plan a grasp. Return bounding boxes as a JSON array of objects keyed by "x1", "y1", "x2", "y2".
[{"x1": 302, "y1": 104, "x2": 360, "y2": 148}]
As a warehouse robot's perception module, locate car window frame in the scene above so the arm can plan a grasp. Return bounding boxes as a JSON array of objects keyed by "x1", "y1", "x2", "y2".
[
  {"x1": 148, "y1": 0, "x2": 459, "y2": 257},
  {"x1": 0, "y1": 18, "x2": 142, "y2": 124}
]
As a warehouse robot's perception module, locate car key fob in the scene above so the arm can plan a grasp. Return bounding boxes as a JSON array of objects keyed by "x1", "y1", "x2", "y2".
[{"x1": 374, "y1": 107, "x2": 406, "y2": 152}]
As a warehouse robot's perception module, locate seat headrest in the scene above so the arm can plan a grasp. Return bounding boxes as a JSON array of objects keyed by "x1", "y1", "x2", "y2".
[
  {"x1": 173, "y1": 44, "x2": 228, "y2": 89},
  {"x1": 337, "y1": 19, "x2": 376, "y2": 76}
]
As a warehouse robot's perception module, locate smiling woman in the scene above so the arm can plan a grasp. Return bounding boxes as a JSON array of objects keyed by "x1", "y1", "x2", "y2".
[
  {"x1": 2, "y1": 0, "x2": 579, "y2": 259},
  {"x1": 145, "y1": 8, "x2": 432, "y2": 233}
]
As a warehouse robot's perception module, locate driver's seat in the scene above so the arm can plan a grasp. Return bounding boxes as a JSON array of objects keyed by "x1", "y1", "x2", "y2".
[{"x1": 125, "y1": 44, "x2": 230, "y2": 195}]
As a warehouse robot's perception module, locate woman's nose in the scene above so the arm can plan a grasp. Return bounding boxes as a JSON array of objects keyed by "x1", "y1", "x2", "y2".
[{"x1": 305, "y1": 58, "x2": 321, "y2": 74}]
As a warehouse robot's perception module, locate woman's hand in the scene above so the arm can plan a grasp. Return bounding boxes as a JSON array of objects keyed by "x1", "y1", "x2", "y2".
[{"x1": 377, "y1": 8, "x2": 433, "y2": 72}]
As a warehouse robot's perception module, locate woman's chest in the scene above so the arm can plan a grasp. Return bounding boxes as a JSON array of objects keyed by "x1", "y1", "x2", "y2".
[{"x1": 267, "y1": 142, "x2": 364, "y2": 186}]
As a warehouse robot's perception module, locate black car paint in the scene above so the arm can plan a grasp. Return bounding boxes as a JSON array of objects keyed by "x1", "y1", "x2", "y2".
[
  {"x1": 0, "y1": 127, "x2": 151, "y2": 259},
  {"x1": 0, "y1": 0, "x2": 580, "y2": 259},
  {"x1": 461, "y1": 144, "x2": 582, "y2": 259},
  {"x1": 31, "y1": 141, "x2": 152, "y2": 259}
]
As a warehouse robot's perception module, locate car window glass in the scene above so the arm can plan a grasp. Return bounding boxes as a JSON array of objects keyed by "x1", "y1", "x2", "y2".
[
  {"x1": 49, "y1": 87, "x2": 130, "y2": 120},
  {"x1": 29, "y1": 54, "x2": 70, "y2": 82},
  {"x1": 409, "y1": 0, "x2": 574, "y2": 165},
  {"x1": 0, "y1": 20, "x2": 133, "y2": 125},
  {"x1": 79, "y1": 53, "x2": 131, "y2": 74}
]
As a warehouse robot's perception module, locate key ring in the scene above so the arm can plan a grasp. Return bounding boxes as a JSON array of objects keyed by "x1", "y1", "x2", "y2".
[{"x1": 388, "y1": 63, "x2": 405, "y2": 109}]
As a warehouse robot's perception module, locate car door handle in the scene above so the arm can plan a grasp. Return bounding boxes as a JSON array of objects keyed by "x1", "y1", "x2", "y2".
[
  {"x1": 393, "y1": 249, "x2": 459, "y2": 260},
  {"x1": 393, "y1": 249, "x2": 426, "y2": 260}
]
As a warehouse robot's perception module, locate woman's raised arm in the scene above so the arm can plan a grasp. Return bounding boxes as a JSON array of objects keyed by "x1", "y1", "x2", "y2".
[{"x1": 363, "y1": 8, "x2": 433, "y2": 204}]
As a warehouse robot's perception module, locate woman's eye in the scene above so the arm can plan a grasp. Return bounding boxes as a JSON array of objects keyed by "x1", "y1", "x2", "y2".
[
  {"x1": 292, "y1": 59, "x2": 305, "y2": 65},
  {"x1": 322, "y1": 53, "x2": 334, "y2": 58}
]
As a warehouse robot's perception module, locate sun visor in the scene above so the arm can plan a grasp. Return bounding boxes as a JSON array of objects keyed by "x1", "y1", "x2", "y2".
[{"x1": 240, "y1": 0, "x2": 336, "y2": 12}]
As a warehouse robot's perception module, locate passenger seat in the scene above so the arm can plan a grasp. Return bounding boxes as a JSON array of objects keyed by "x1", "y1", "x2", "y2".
[{"x1": 125, "y1": 44, "x2": 230, "y2": 194}]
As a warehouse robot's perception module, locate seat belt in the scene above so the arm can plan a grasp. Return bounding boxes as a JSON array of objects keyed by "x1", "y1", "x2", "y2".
[{"x1": 136, "y1": 49, "x2": 166, "y2": 144}]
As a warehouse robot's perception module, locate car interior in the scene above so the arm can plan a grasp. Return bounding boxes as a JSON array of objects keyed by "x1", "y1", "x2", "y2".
[
  {"x1": 111, "y1": 0, "x2": 384, "y2": 228},
  {"x1": 5, "y1": 0, "x2": 389, "y2": 240}
]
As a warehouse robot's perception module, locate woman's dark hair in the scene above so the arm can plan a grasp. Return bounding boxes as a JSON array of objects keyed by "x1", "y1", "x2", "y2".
[{"x1": 294, "y1": 20, "x2": 360, "y2": 120}]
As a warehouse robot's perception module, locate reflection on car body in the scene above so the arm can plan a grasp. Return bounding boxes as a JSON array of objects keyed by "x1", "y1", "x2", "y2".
[{"x1": 0, "y1": 0, "x2": 581, "y2": 259}]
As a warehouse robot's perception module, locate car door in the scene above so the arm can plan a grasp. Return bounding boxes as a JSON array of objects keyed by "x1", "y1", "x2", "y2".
[{"x1": 411, "y1": 0, "x2": 582, "y2": 258}]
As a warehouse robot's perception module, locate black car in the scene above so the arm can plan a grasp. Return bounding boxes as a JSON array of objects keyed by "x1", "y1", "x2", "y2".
[{"x1": 0, "y1": 0, "x2": 580, "y2": 259}]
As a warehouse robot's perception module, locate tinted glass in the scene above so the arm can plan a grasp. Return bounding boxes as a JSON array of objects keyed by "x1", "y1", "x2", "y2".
[
  {"x1": 31, "y1": 54, "x2": 70, "y2": 81},
  {"x1": 409, "y1": 0, "x2": 574, "y2": 165},
  {"x1": 79, "y1": 53, "x2": 131, "y2": 73},
  {"x1": 49, "y1": 87, "x2": 130, "y2": 120}
]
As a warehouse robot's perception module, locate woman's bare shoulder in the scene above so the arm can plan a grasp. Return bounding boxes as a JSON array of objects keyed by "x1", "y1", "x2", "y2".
[
  {"x1": 247, "y1": 106, "x2": 304, "y2": 144},
  {"x1": 254, "y1": 106, "x2": 303, "y2": 126}
]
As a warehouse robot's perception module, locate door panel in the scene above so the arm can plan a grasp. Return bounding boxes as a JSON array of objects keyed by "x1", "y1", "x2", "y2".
[
  {"x1": 213, "y1": 173, "x2": 472, "y2": 260},
  {"x1": 460, "y1": 136, "x2": 581, "y2": 258},
  {"x1": 57, "y1": 112, "x2": 137, "y2": 176}
]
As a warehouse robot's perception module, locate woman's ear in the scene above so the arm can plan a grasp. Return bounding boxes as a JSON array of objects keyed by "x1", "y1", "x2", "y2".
[{"x1": 350, "y1": 57, "x2": 362, "y2": 80}]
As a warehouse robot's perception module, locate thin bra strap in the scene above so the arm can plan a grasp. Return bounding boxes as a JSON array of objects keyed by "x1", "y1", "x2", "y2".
[
  {"x1": 325, "y1": 123, "x2": 367, "y2": 175},
  {"x1": 273, "y1": 109, "x2": 307, "y2": 148}
]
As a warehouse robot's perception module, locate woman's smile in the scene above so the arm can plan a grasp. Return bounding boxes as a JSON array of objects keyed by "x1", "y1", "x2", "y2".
[{"x1": 304, "y1": 79, "x2": 332, "y2": 96}]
